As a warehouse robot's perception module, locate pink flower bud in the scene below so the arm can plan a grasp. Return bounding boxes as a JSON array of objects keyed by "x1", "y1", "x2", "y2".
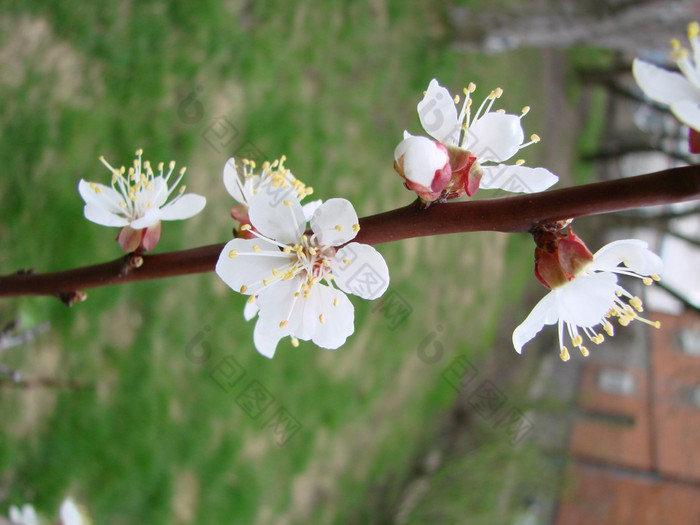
[{"x1": 394, "y1": 136, "x2": 451, "y2": 203}]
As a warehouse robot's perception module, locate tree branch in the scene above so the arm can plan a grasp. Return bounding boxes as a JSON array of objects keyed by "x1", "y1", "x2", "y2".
[{"x1": 1, "y1": 165, "x2": 699, "y2": 300}]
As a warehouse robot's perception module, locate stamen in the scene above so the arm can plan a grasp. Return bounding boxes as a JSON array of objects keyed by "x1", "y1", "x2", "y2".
[{"x1": 560, "y1": 347, "x2": 570, "y2": 362}]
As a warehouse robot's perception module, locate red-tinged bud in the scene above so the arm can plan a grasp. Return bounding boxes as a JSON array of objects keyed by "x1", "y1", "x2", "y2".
[
  {"x1": 557, "y1": 230, "x2": 593, "y2": 276},
  {"x1": 532, "y1": 226, "x2": 593, "y2": 289},
  {"x1": 445, "y1": 146, "x2": 482, "y2": 198},
  {"x1": 534, "y1": 247, "x2": 569, "y2": 289},
  {"x1": 690, "y1": 128, "x2": 700, "y2": 153},
  {"x1": 141, "y1": 221, "x2": 162, "y2": 252},
  {"x1": 117, "y1": 222, "x2": 162, "y2": 253},
  {"x1": 394, "y1": 136, "x2": 452, "y2": 203}
]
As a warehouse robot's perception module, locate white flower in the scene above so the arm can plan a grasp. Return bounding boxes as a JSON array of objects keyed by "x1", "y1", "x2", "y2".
[
  {"x1": 8, "y1": 504, "x2": 39, "y2": 525},
  {"x1": 633, "y1": 22, "x2": 700, "y2": 132},
  {"x1": 58, "y1": 499, "x2": 85, "y2": 525},
  {"x1": 79, "y1": 149, "x2": 206, "y2": 252},
  {"x1": 513, "y1": 240, "x2": 663, "y2": 362},
  {"x1": 411, "y1": 78, "x2": 558, "y2": 194},
  {"x1": 216, "y1": 193, "x2": 389, "y2": 358}
]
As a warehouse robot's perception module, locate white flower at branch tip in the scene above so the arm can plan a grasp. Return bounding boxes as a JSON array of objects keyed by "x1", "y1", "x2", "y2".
[
  {"x1": 215, "y1": 192, "x2": 390, "y2": 358},
  {"x1": 403, "y1": 78, "x2": 558, "y2": 196},
  {"x1": 633, "y1": 22, "x2": 700, "y2": 136},
  {"x1": 78, "y1": 149, "x2": 206, "y2": 252},
  {"x1": 513, "y1": 239, "x2": 663, "y2": 362}
]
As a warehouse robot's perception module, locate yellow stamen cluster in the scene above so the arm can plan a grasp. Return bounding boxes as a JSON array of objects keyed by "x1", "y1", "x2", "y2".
[
  {"x1": 97, "y1": 148, "x2": 186, "y2": 219},
  {"x1": 239, "y1": 155, "x2": 313, "y2": 201}
]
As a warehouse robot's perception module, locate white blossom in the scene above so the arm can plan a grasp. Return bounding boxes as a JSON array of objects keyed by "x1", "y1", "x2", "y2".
[
  {"x1": 633, "y1": 22, "x2": 700, "y2": 133},
  {"x1": 397, "y1": 78, "x2": 558, "y2": 197},
  {"x1": 79, "y1": 149, "x2": 206, "y2": 251},
  {"x1": 216, "y1": 192, "x2": 389, "y2": 358},
  {"x1": 513, "y1": 240, "x2": 663, "y2": 362}
]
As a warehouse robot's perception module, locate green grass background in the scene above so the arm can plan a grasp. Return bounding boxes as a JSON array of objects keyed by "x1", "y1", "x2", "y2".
[{"x1": 0, "y1": 2, "x2": 601, "y2": 523}]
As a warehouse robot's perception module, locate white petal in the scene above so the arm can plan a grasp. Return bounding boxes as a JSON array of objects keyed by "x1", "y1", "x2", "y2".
[
  {"x1": 417, "y1": 78, "x2": 460, "y2": 144},
  {"x1": 129, "y1": 208, "x2": 162, "y2": 229},
  {"x1": 331, "y1": 243, "x2": 390, "y2": 299},
  {"x1": 467, "y1": 112, "x2": 524, "y2": 162},
  {"x1": 555, "y1": 273, "x2": 618, "y2": 327},
  {"x1": 632, "y1": 58, "x2": 700, "y2": 105},
  {"x1": 255, "y1": 275, "x2": 305, "y2": 330},
  {"x1": 309, "y1": 286, "x2": 354, "y2": 349},
  {"x1": 512, "y1": 291, "x2": 558, "y2": 354},
  {"x1": 394, "y1": 136, "x2": 449, "y2": 187},
  {"x1": 252, "y1": 276, "x2": 305, "y2": 357},
  {"x1": 591, "y1": 239, "x2": 663, "y2": 276},
  {"x1": 59, "y1": 499, "x2": 84, "y2": 525},
  {"x1": 479, "y1": 165, "x2": 558, "y2": 193},
  {"x1": 83, "y1": 203, "x2": 129, "y2": 227},
  {"x1": 671, "y1": 100, "x2": 700, "y2": 131},
  {"x1": 243, "y1": 297, "x2": 259, "y2": 321},
  {"x1": 223, "y1": 157, "x2": 248, "y2": 204},
  {"x1": 302, "y1": 199, "x2": 323, "y2": 222},
  {"x1": 253, "y1": 316, "x2": 287, "y2": 358},
  {"x1": 158, "y1": 194, "x2": 206, "y2": 220},
  {"x1": 215, "y1": 238, "x2": 290, "y2": 295},
  {"x1": 147, "y1": 177, "x2": 169, "y2": 209},
  {"x1": 310, "y1": 198, "x2": 359, "y2": 246},
  {"x1": 78, "y1": 180, "x2": 125, "y2": 214},
  {"x1": 248, "y1": 191, "x2": 305, "y2": 245}
]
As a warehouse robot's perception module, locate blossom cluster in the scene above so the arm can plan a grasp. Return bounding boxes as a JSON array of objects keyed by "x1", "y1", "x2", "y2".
[
  {"x1": 216, "y1": 157, "x2": 389, "y2": 358},
  {"x1": 74, "y1": 29, "x2": 694, "y2": 363},
  {"x1": 394, "y1": 79, "x2": 558, "y2": 203}
]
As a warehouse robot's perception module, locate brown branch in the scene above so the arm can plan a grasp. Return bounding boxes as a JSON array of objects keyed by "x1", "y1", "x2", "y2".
[{"x1": 1, "y1": 165, "x2": 699, "y2": 300}]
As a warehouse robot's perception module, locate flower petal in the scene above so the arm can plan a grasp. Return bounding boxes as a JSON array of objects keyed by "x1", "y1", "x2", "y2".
[
  {"x1": 158, "y1": 193, "x2": 206, "y2": 221},
  {"x1": 216, "y1": 238, "x2": 291, "y2": 295},
  {"x1": 60, "y1": 498, "x2": 85, "y2": 525},
  {"x1": 83, "y1": 203, "x2": 130, "y2": 227},
  {"x1": 223, "y1": 157, "x2": 248, "y2": 204},
  {"x1": 309, "y1": 286, "x2": 354, "y2": 349},
  {"x1": 253, "y1": 315, "x2": 289, "y2": 358},
  {"x1": 467, "y1": 112, "x2": 524, "y2": 162},
  {"x1": 555, "y1": 272, "x2": 618, "y2": 327},
  {"x1": 244, "y1": 297, "x2": 260, "y2": 321},
  {"x1": 331, "y1": 242, "x2": 390, "y2": 299},
  {"x1": 394, "y1": 136, "x2": 450, "y2": 189},
  {"x1": 302, "y1": 199, "x2": 323, "y2": 222},
  {"x1": 671, "y1": 99, "x2": 700, "y2": 131},
  {"x1": 310, "y1": 198, "x2": 359, "y2": 246},
  {"x1": 248, "y1": 191, "x2": 305, "y2": 245},
  {"x1": 417, "y1": 78, "x2": 460, "y2": 145},
  {"x1": 479, "y1": 165, "x2": 558, "y2": 193},
  {"x1": 512, "y1": 291, "x2": 558, "y2": 354},
  {"x1": 591, "y1": 239, "x2": 663, "y2": 276},
  {"x1": 147, "y1": 176, "x2": 169, "y2": 209},
  {"x1": 129, "y1": 209, "x2": 162, "y2": 229},
  {"x1": 632, "y1": 58, "x2": 700, "y2": 106},
  {"x1": 78, "y1": 180, "x2": 126, "y2": 215}
]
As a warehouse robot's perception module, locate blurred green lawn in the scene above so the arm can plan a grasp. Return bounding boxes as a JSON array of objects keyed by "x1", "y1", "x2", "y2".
[{"x1": 0, "y1": 2, "x2": 597, "y2": 523}]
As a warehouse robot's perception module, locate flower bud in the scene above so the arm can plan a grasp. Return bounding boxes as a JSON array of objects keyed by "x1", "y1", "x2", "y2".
[
  {"x1": 533, "y1": 227, "x2": 593, "y2": 289},
  {"x1": 394, "y1": 136, "x2": 451, "y2": 203}
]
